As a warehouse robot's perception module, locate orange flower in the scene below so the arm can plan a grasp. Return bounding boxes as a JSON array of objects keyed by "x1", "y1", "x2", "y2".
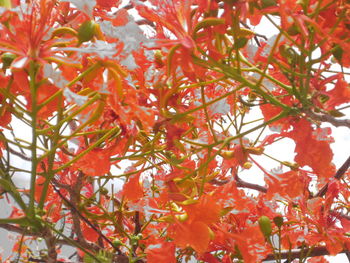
[
  {"x1": 169, "y1": 195, "x2": 221, "y2": 254},
  {"x1": 145, "y1": 239, "x2": 176, "y2": 263},
  {"x1": 73, "y1": 148, "x2": 111, "y2": 176},
  {"x1": 218, "y1": 225, "x2": 270, "y2": 262},
  {"x1": 134, "y1": 0, "x2": 225, "y2": 80},
  {"x1": 122, "y1": 173, "x2": 144, "y2": 201},
  {"x1": 0, "y1": 0, "x2": 77, "y2": 69},
  {"x1": 287, "y1": 118, "x2": 335, "y2": 180},
  {"x1": 265, "y1": 170, "x2": 311, "y2": 200}
]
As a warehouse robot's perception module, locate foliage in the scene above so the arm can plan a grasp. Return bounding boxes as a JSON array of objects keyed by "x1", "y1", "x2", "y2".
[{"x1": 0, "y1": 0, "x2": 350, "y2": 262}]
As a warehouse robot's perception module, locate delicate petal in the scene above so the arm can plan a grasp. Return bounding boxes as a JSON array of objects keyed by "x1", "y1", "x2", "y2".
[
  {"x1": 145, "y1": 240, "x2": 176, "y2": 263},
  {"x1": 122, "y1": 174, "x2": 143, "y2": 201},
  {"x1": 60, "y1": 0, "x2": 95, "y2": 17}
]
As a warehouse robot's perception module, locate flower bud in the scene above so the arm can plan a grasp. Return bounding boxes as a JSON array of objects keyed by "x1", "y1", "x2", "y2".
[
  {"x1": 1, "y1": 52, "x2": 16, "y2": 69},
  {"x1": 258, "y1": 216, "x2": 272, "y2": 237},
  {"x1": 273, "y1": 216, "x2": 284, "y2": 228},
  {"x1": 77, "y1": 20, "x2": 97, "y2": 44}
]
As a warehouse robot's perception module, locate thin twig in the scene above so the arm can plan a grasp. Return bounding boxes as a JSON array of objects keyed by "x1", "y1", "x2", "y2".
[
  {"x1": 51, "y1": 176, "x2": 123, "y2": 254},
  {"x1": 0, "y1": 223, "x2": 67, "y2": 246},
  {"x1": 235, "y1": 174, "x2": 268, "y2": 193},
  {"x1": 7, "y1": 148, "x2": 32, "y2": 161},
  {"x1": 315, "y1": 155, "x2": 350, "y2": 197}
]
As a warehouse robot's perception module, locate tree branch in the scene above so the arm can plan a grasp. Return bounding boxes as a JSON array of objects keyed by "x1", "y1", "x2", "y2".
[
  {"x1": 235, "y1": 174, "x2": 268, "y2": 193},
  {"x1": 6, "y1": 148, "x2": 32, "y2": 161},
  {"x1": 263, "y1": 246, "x2": 349, "y2": 262},
  {"x1": 52, "y1": 174, "x2": 101, "y2": 253},
  {"x1": 0, "y1": 223, "x2": 67, "y2": 246},
  {"x1": 234, "y1": 175, "x2": 350, "y2": 221},
  {"x1": 52, "y1": 173, "x2": 123, "y2": 254},
  {"x1": 304, "y1": 109, "x2": 350, "y2": 128},
  {"x1": 42, "y1": 226, "x2": 58, "y2": 263},
  {"x1": 315, "y1": 154, "x2": 350, "y2": 197}
]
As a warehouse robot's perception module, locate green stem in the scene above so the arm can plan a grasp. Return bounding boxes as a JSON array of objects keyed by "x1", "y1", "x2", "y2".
[
  {"x1": 0, "y1": 217, "x2": 30, "y2": 225},
  {"x1": 28, "y1": 61, "x2": 39, "y2": 219},
  {"x1": 254, "y1": 32, "x2": 283, "y2": 92},
  {"x1": 38, "y1": 95, "x2": 63, "y2": 210},
  {"x1": 267, "y1": 236, "x2": 280, "y2": 263},
  {"x1": 200, "y1": 85, "x2": 217, "y2": 142},
  {"x1": 195, "y1": 50, "x2": 291, "y2": 110},
  {"x1": 237, "y1": 55, "x2": 293, "y2": 94},
  {"x1": 213, "y1": 109, "x2": 293, "y2": 148},
  {"x1": 0, "y1": 174, "x2": 27, "y2": 211},
  {"x1": 176, "y1": 84, "x2": 245, "y2": 118},
  {"x1": 179, "y1": 110, "x2": 291, "y2": 183},
  {"x1": 37, "y1": 63, "x2": 101, "y2": 110},
  {"x1": 178, "y1": 76, "x2": 226, "y2": 91},
  {"x1": 37, "y1": 92, "x2": 100, "y2": 135},
  {"x1": 0, "y1": 0, "x2": 11, "y2": 8}
]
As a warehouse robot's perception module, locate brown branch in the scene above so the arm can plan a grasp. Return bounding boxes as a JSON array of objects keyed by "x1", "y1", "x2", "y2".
[
  {"x1": 42, "y1": 226, "x2": 58, "y2": 263},
  {"x1": 231, "y1": 154, "x2": 350, "y2": 201},
  {"x1": 52, "y1": 175, "x2": 101, "y2": 252},
  {"x1": 304, "y1": 109, "x2": 350, "y2": 128},
  {"x1": 136, "y1": 19, "x2": 155, "y2": 28},
  {"x1": 315, "y1": 155, "x2": 350, "y2": 197},
  {"x1": 0, "y1": 223, "x2": 37, "y2": 236},
  {"x1": 263, "y1": 246, "x2": 349, "y2": 262},
  {"x1": 27, "y1": 257, "x2": 46, "y2": 262},
  {"x1": 0, "y1": 222, "x2": 130, "y2": 263},
  {"x1": 234, "y1": 175, "x2": 350, "y2": 220},
  {"x1": 121, "y1": 0, "x2": 146, "y2": 10},
  {"x1": 240, "y1": 20, "x2": 267, "y2": 47},
  {"x1": 0, "y1": 223, "x2": 67, "y2": 246},
  {"x1": 7, "y1": 148, "x2": 32, "y2": 161},
  {"x1": 51, "y1": 174, "x2": 123, "y2": 254},
  {"x1": 346, "y1": 251, "x2": 350, "y2": 261},
  {"x1": 134, "y1": 211, "x2": 142, "y2": 235},
  {"x1": 336, "y1": 211, "x2": 350, "y2": 221},
  {"x1": 235, "y1": 174, "x2": 268, "y2": 193}
]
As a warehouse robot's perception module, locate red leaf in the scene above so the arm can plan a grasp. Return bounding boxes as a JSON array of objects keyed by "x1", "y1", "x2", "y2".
[
  {"x1": 200, "y1": 253, "x2": 220, "y2": 263},
  {"x1": 96, "y1": 0, "x2": 121, "y2": 10},
  {"x1": 222, "y1": 225, "x2": 270, "y2": 262}
]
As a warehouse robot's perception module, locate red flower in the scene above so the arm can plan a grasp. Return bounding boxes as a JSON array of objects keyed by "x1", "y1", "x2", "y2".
[
  {"x1": 145, "y1": 239, "x2": 176, "y2": 263},
  {"x1": 73, "y1": 148, "x2": 112, "y2": 176},
  {"x1": 169, "y1": 195, "x2": 221, "y2": 254},
  {"x1": 122, "y1": 173, "x2": 144, "y2": 201},
  {"x1": 96, "y1": 0, "x2": 121, "y2": 10},
  {"x1": 0, "y1": 0, "x2": 78, "y2": 69}
]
